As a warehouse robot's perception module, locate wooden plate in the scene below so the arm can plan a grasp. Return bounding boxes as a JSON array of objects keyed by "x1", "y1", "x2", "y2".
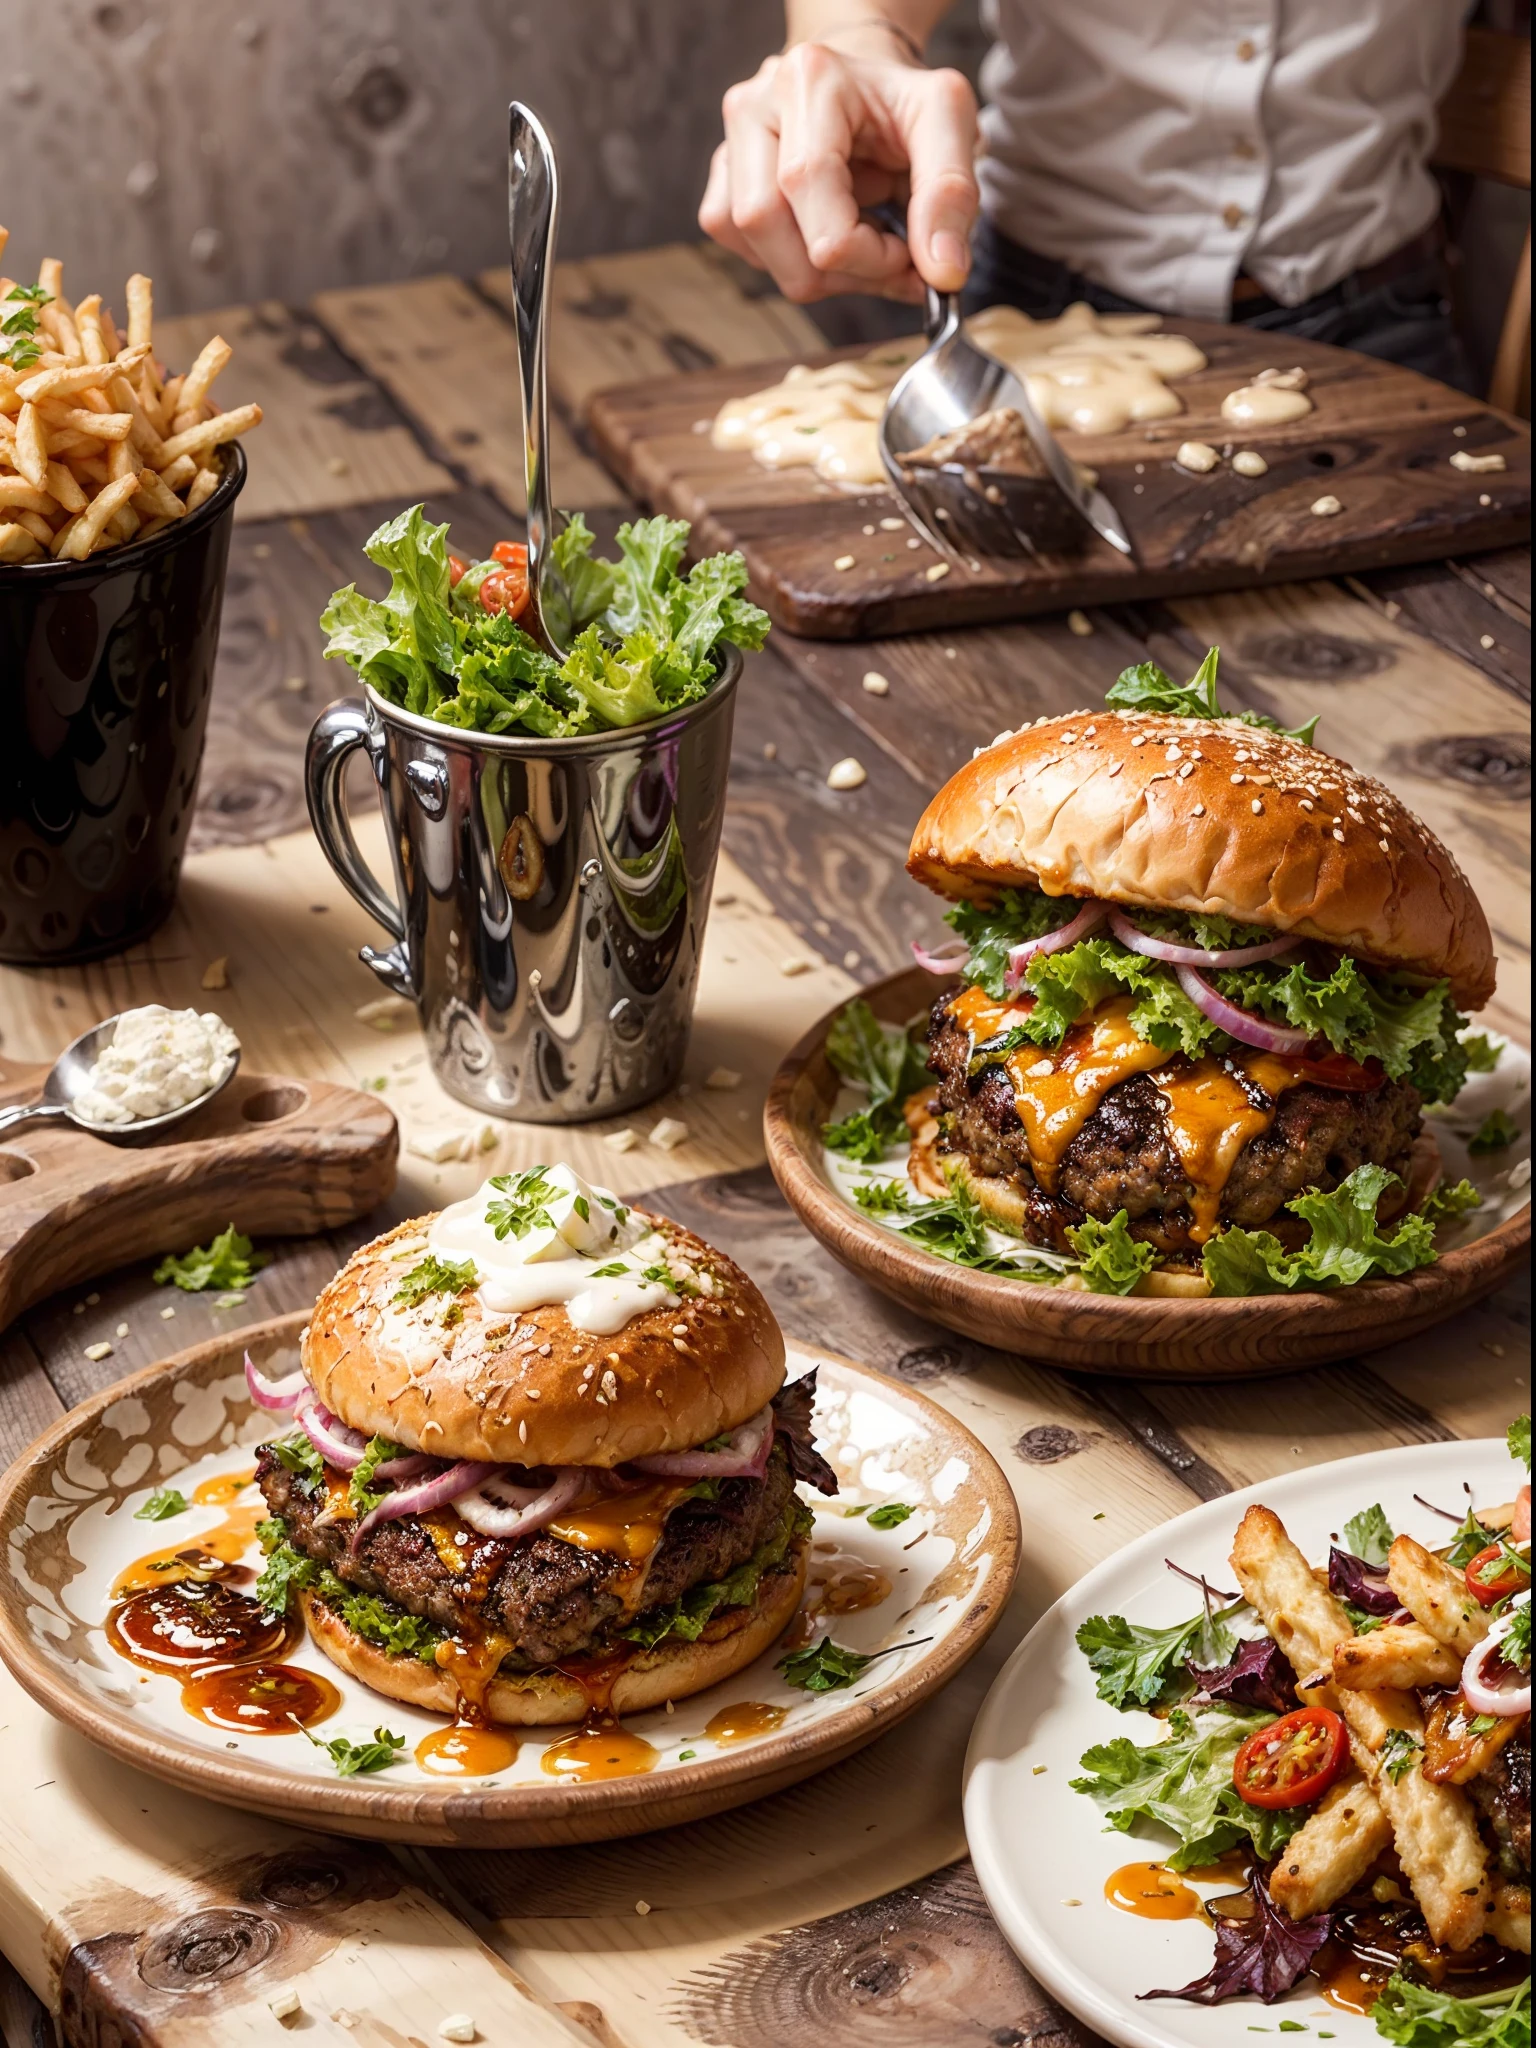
[
  {"x1": 0, "y1": 1312, "x2": 1019, "y2": 1848},
  {"x1": 0, "y1": 1056, "x2": 398, "y2": 1328},
  {"x1": 763, "y1": 966, "x2": 1531, "y2": 1380}
]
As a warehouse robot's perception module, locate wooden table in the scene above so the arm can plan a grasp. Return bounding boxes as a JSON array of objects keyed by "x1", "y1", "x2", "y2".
[{"x1": 0, "y1": 244, "x2": 1528, "y2": 2048}]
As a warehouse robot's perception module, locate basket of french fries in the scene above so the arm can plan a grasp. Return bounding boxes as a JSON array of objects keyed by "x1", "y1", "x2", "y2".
[{"x1": 0, "y1": 233, "x2": 263, "y2": 963}]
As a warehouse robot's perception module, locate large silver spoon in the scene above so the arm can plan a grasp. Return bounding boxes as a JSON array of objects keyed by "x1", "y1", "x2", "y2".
[
  {"x1": 507, "y1": 102, "x2": 572, "y2": 653},
  {"x1": 0, "y1": 1014, "x2": 241, "y2": 1145}
]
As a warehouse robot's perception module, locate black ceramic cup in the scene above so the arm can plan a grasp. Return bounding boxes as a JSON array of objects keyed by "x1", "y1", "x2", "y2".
[{"x1": 0, "y1": 442, "x2": 246, "y2": 965}]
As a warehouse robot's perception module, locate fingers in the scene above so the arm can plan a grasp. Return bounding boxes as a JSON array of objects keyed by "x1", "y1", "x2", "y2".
[
  {"x1": 776, "y1": 45, "x2": 910, "y2": 290},
  {"x1": 900, "y1": 67, "x2": 980, "y2": 291}
]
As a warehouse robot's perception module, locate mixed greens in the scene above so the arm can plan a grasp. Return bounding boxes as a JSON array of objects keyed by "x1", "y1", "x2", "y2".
[
  {"x1": 320, "y1": 505, "x2": 768, "y2": 738},
  {"x1": 153, "y1": 1224, "x2": 269, "y2": 1294}
]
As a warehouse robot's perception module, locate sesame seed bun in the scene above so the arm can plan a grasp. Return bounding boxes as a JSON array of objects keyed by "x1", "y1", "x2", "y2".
[
  {"x1": 906, "y1": 712, "x2": 1495, "y2": 1010},
  {"x1": 296, "y1": 1542, "x2": 807, "y2": 1724},
  {"x1": 300, "y1": 1214, "x2": 787, "y2": 1468}
]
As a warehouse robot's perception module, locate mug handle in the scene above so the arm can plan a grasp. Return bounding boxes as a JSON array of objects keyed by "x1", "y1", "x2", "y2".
[{"x1": 304, "y1": 699, "x2": 414, "y2": 999}]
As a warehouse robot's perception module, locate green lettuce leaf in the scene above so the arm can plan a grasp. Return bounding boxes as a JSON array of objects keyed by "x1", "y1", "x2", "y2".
[
  {"x1": 154, "y1": 1225, "x2": 269, "y2": 1293},
  {"x1": 1067, "y1": 1211, "x2": 1156, "y2": 1296},
  {"x1": 1203, "y1": 1164, "x2": 1444, "y2": 1295},
  {"x1": 1105, "y1": 646, "x2": 1318, "y2": 742},
  {"x1": 1070, "y1": 1704, "x2": 1306, "y2": 1871},
  {"x1": 620, "y1": 1499, "x2": 812, "y2": 1649},
  {"x1": 1075, "y1": 1603, "x2": 1238, "y2": 1710},
  {"x1": 943, "y1": 889, "x2": 1084, "y2": 1001},
  {"x1": 1370, "y1": 1975, "x2": 1529, "y2": 2048},
  {"x1": 256, "y1": 1521, "x2": 443, "y2": 1662},
  {"x1": 821, "y1": 1000, "x2": 930, "y2": 1161},
  {"x1": 1343, "y1": 1503, "x2": 1394, "y2": 1568},
  {"x1": 549, "y1": 512, "x2": 618, "y2": 629},
  {"x1": 1510, "y1": 1414, "x2": 1531, "y2": 1475}
]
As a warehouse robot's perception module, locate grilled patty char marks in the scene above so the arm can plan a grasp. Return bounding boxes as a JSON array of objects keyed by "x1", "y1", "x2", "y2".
[
  {"x1": 928, "y1": 995, "x2": 1424, "y2": 1255},
  {"x1": 1470, "y1": 1727, "x2": 1532, "y2": 1881},
  {"x1": 257, "y1": 1442, "x2": 796, "y2": 1669}
]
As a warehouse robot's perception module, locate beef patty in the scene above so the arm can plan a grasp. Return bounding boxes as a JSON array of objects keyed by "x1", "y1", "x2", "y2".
[
  {"x1": 928, "y1": 995, "x2": 1424, "y2": 1256},
  {"x1": 1470, "y1": 1726, "x2": 1531, "y2": 1881},
  {"x1": 257, "y1": 1444, "x2": 797, "y2": 1669}
]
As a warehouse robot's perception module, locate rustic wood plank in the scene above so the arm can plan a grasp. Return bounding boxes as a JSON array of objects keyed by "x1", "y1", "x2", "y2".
[
  {"x1": 311, "y1": 275, "x2": 625, "y2": 513},
  {"x1": 0, "y1": 1327, "x2": 65, "y2": 1471},
  {"x1": 1351, "y1": 557, "x2": 1531, "y2": 703},
  {"x1": 153, "y1": 302, "x2": 455, "y2": 522},
  {"x1": 586, "y1": 323, "x2": 1530, "y2": 637},
  {"x1": 480, "y1": 242, "x2": 822, "y2": 416}
]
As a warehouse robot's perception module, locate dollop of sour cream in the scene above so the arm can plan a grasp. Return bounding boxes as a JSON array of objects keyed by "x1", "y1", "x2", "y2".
[
  {"x1": 72, "y1": 1005, "x2": 239, "y2": 1126},
  {"x1": 428, "y1": 1163, "x2": 711, "y2": 1336}
]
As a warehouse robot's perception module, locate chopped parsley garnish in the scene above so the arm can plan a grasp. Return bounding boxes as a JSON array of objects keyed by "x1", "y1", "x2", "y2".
[
  {"x1": 1472, "y1": 1540, "x2": 1531, "y2": 1591},
  {"x1": 1469, "y1": 1108, "x2": 1519, "y2": 1154},
  {"x1": 1461, "y1": 1033, "x2": 1502, "y2": 1073},
  {"x1": 777, "y1": 1636, "x2": 876, "y2": 1693},
  {"x1": 1370, "y1": 1973, "x2": 1528, "y2": 2048},
  {"x1": 1444, "y1": 1506, "x2": 1500, "y2": 1570},
  {"x1": 1379, "y1": 1728, "x2": 1423, "y2": 1782},
  {"x1": 485, "y1": 1166, "x2": 560, "y2": 1240},
  {"x1": 302, "y1": 1725, "x2": 406, "y2": 1777},
  {"x1": 134, "y1": 1486, "x2": 189, "y2": 1522},
  {"x1": 1076, "y1": 1602, "x2": 1240, "y2": 1712},
  {"x1": 347, "y1": 1436, "x2": 407, "y2": 1515},
  {"x1": 851, "y1": 1172, "x2": 1059, "y2": 1276},
  {"x1": 0, "y1": 284, "x2": 50, "y2": 371},
  {"x1": 865, "y1": 1502, "x2": 914, "y2": 1530},
  {"x1": 394, "y1": 1253, "x2": 478, "y2": 1307},
  {"x1": 153, "y1": 1224, "x2": 269, "y2": 1293}
]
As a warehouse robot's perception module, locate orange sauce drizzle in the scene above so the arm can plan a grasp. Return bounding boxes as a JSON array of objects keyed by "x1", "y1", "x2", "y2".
[
  {"x1": 703, "y1": 1701, "x2": 787, "y2": 1745},
  {"x1": 1103, "y1": 1861, "x2": 1205, "y2": 1921},
  {"x1": 548, "y1": 1478, "x2": 694, "y2": 1564},
  {"x1": 415, "y1": 1725, "x2": 519, "y2": 1776},
  {"x1": 106, "y1": 1581, "x2": 295, "y2": 1675},
  {"x1": 180, "y1": 1662, "x2": 340, "y2": 1734},
  {"x1": 540, "y1": 1721, "x2": 659, "y2": 1782},
  {"x1": 111, "y1": 1467, "x2": 267, "y2": 1597}
]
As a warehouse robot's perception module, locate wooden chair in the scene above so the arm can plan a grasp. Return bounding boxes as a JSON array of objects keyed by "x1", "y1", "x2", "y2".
[{"x1": 1434, "y1": 25, "x2": 1531, "y2": 416}]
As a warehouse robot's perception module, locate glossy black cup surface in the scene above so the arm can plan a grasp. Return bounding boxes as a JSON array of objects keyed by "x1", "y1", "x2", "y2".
[{"x1": 0, "y1": 444, "x2": 245, "y2": 965}]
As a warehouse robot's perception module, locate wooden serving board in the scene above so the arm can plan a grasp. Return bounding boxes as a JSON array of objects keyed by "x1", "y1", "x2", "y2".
[
  {"x1": 0, "y1": 1059, "x2": 397, "y2": 1330},
  {"x1": 586, "y1": 318, "x2": 1532, "y2": 638}
]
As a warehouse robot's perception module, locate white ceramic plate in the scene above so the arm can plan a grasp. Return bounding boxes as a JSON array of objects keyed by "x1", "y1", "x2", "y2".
[{"x1": 963, "y1": 1437, "x2": 1522, "y2": 2048}]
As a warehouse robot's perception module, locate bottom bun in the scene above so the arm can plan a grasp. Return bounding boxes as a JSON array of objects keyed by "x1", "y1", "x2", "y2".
[{"x1": 299, "y1": 1542, "x2": 808, "y2": 1727}]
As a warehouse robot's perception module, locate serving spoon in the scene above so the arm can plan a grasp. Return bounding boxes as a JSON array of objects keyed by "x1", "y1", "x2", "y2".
[
  {"x1": 507, "y1": 102, "x2": 573, "y2": 653},
  {"x1": 878, "y1": 286, "x2": 1135, "y2": 561},
  {"x1": 0, "y1": 1014, "x2": 241, "y2": 1145}
]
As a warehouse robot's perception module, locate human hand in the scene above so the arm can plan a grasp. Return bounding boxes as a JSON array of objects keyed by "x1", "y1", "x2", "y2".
[{"x1": 698, "y1": 39, "x2": 978, "y2": 304}]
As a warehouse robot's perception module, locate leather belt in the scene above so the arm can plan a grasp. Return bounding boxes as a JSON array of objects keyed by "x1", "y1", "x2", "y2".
[{"x1": 1230, "y1": 222, "x2": 1445, "y2": 306}]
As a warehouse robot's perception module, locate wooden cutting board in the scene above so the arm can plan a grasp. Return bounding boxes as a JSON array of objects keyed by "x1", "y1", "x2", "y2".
[
  {"x1": 586, "y1": 317, "x2": 1531, "y2": 638},
  {"x1": 0, "y1": 1058, "x2": 397, "y2": 1329}
]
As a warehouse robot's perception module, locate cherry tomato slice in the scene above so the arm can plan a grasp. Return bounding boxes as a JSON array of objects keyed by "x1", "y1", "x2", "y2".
[
  {"x1": 477, "y1": 566, "x2": 530, "y2": 623},
  {"x1": 1233, "y1": 1706, "x2": 1349, "y2": 1809},
  {"x1": 1465, "y1": 1541, "x2": 1529, "y2": 1607},
  {"x1": 491, "y1": 540, "x2": 528, "y2": 569},
  {"x1": 1296, "y1": 1051, "x2": 1387, "y2": 1093},
  {"x1": 447, "y1": 553, "x2": 468, "y2": 587}
]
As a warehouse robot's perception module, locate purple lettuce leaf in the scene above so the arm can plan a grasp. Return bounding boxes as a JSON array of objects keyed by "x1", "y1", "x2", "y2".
[
  {"x1": 1186, "y1": 1635, "x2": 1299, "y2": 1715},
  {"x1": 770, "y1": 1370, "x2": 838, "y2": 1495},
  {"x1": 1141, "y1": 1878, "x2": 1332, "y2": 2006},
  {"x1": 1328, "y1": 1546, "x2": 1398, "y2": 1615}
]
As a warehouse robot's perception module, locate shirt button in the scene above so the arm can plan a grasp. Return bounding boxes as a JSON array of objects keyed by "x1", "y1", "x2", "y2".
[
  {"x1": 1236, "y1": 36, "x2": 1257, "y2": 60},
  {"x1": 1222, "y1": 203, "x2": 1247, "y2": 230}
]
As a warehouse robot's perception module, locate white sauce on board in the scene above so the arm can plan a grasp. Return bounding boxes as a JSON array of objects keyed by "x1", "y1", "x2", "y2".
[
  {"x1": 427, "y1": 1163, "x2": 711, "y2": 1336},
  {"x1": 72, "y1": 1005, "x2": 239, "y2": 1126},
  {"x1": 711, "y1": 303, "x2": 1209, "y2": 486}
]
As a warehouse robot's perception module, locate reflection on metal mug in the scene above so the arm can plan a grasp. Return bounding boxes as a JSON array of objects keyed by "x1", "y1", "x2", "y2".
[{"x1": 304, "y1": 648, "x2": 741, "y2": 1124}]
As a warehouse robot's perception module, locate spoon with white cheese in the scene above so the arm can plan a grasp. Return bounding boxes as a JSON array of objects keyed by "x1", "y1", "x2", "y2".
[{"x1": 0, "y1": 1005, "x2": 242, "y2": 1144}]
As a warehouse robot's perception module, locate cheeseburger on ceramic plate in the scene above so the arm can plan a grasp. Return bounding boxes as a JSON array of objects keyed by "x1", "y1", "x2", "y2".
[{"x1": 249, "y1": 1165, "x2": 835, "y2": 1723}]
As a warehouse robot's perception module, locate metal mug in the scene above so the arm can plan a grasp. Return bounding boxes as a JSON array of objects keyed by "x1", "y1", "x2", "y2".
[{"x1": 304, "y1": 648, "x2": 742, "y2": 1124}]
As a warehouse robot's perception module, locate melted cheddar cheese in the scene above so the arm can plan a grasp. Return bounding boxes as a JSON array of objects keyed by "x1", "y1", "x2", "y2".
[
  {"x1": 549, "y1": 1478, "x2": 694, "y2": 1564},
  {"x1": 952, "y1": 989, "x2": 1308, "y2": 1239}
]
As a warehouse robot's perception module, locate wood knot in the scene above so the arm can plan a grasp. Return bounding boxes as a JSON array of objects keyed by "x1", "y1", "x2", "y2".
[
  {"x1": 1015, "y1": 1424, "x2": 1094, "y2": 1464},
  {"x1": 1239, "y1": 631, "x2": 1393, "y2": 683},
  {"x1": 252, "y1": 1846, "x2": 402, "y2": 1911},
  {"x1": 138, "y1": 1909, "x2": 278, "y2": 1991},
  {"x1": 892, "y1": 1342, "x2": 969, "y2": 1382},
  {"x1": 1404, "y1": 732, "x2": 1530, "y2": 801}
]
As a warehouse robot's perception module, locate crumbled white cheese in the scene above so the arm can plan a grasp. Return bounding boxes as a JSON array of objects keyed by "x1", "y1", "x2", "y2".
[
  {"x1": 1066, "y1": 610, "x2": 1093, "y2": 636},
  {"x1": 1450, "y1": 450, "x2": 1506, "y2": 474},
  {"x1": 924, "y1": 561, "x2": 950, "y2": 582},
  {"x1": 355, "y1": 995, "x2": 414, "y2": 1030},
  {"x1": 826, "y1": 757, "x2": 867, "y2": 790},
  {"x1": 83, "y1": 1342, "x2": 113, "y2": 1361},
  {"x1": 861, "y1": 669, "x2": 890, "y2": 695},
  {"x1": 438, "y1": 2019, "x2": 478, "y2": 2045},
  {"x1": 1232, "y1": 449, "x2": 1268, "y2": 478},
  {"x1": 603, "y1": 1127, "x2": 639, "y2": 1153},
  {"x1": 1175, "y1": 440, "x2": 1219, "y2": 474},
  {"x1": 71, "y1": 1006, "x2": 239, "y2": 1127},
  {"x1": 704, "y1": 1067, "x2": 741, "y2": 1090},
  {"x1": 200, "y1": 957, "x2": 229, "y2": 991},
  {"x1": 267, "y1": 1986, "x2": 302, "y2": 2021},
  {"x1": 649, "y1": 1117, "x2": 690, "y2": 1151},
  {"x1": 1310, "y1": 494, "x2": 1343, "y2": 517},
  {"x1": 834, "y1": 553, "x2": 856, "y2": 571}
]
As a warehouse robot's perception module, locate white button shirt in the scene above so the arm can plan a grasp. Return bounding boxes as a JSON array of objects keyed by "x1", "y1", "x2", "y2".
[{"x1": 976, "y1": 1, "x2": 1471, "y2": 320}]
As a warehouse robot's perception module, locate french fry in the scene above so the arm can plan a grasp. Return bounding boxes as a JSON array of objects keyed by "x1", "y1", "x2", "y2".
[
  {"x1": 15, "y1": 347, "x2": 147, "y2": 402},
  {"x1": 48, "y1": 514, "x2": 80, "y2": 557},
  {"x1": 74, "y1": 293, "x2": 110, "y2": 366},
  {"x1": 56, "y1": 470, "x2": 138, "y2": 560},
  {"x1": 107, "y1": 374, "x2": 167, "y2": 464},
  {"x1": 172, "y1": 334, "x2": 231, "y2": 430},
  {"x1": 157, "y1": 401, "x2": 261, "y2": 466},
  {"x1": 125, "y1": 272, "x2": 152, "y2": 350},
  {"x1": 105, "y1": 501, "x2": 140, "y2": 545},
  {"x1": 99, "y1": 302, "x2": 122, "y2": 357},
  {"x1": 0, "y1": 478, "x2": 58, "y2": 515},
  {"x1": 1332, "y1": 1623, "x2": 1462, "y2": 1692},
  {"x1": 1268, "y1": 1771, "x2": 1394, "y2": 1920},
  {"x1": 0, "y1": 520, "x2": 42, "y2": 562},
  {"x1": 132, "y1": 467, "x2": 186, "y2": 521},
  {"x1": 1387, "y1": 1535, "x2": 1489, "y2": 1656},
  {"x1": 1231, "y1": 1505, "x2": 1492, "y2": 1951},
  {"x1": 12, "y1": 508, "x2": 54, "y2": 545},
  {"x1": 1490, "y1": 1884, "x2": 1531, "y2": 1955},
  {"x1": 13, "y1": 402, "x2": 48, "y2": 491},
  {"x1": 39, "y1": 301, "x2": 83, "y2": 364},
  {"x1": 38, "y1": 404, "x2": 134, "y2": 443},
  {"x1": 184, "y1": 463, "x2": 221, "y2": 513},
  {"x1": 37, "y1": 256, "x2": 66, "y2": 311},
  {"x1": 107, "y1": 436, "x2": 138, "y2": 484},
  {"x1": 44, "y1": 460, "x2": 86, "y2": 513}
]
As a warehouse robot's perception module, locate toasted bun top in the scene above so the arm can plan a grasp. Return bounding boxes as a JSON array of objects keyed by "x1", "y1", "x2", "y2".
[
  {"x1": 907, "y1": 711, "x2": 1494, "y2": 1009},
  {"x1": 300, "y1": 1213, "x2": 786, "y2": 1468}
]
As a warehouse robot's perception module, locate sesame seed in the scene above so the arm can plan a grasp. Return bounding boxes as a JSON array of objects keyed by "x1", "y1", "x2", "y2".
[
  {"x1": 1106, "y1": 760, "x2": 1123, "y2": 777},
  {"x1": 1333, "y1": 828, "x2": 1346, "y2": 842},
  {"x1": 1252, "y1": 798, "x2": 1263, "y2": 814},
  {"x1": 1379, "y1": 839, "x2": 1390, "y2": 851},
  {"x1": 518, "y1": 1419, "x2": 528, "y2": 1444},
  {"x1": 673, "y1": 1338, "x2": 690, "y2": 1354},
  {"x1": 1178, "y1": 762, "x2": 1195, "y2": 779},
  {"x1": 602, "y1": 1369, "x2": 619, "y2": 1399},
  {"x1": 1299, "y1": 798, "x2": 1314, "y2": 811},
  {"x1": 526, "y1": 1388, "x2": 540, "y2": 1400},
  {"x1": 1230, "y1": 773, "x2": 1246, "y2": 784},
  {"x1": 1192, "y1": 804, "x2": 1206, "y2": 816},
  {"x1": 1130, "y1": 733, "x2": 1147, "y2": 746},
  {"x1": 609, "y1": 1351, "x2": 621, "y2": 1364}
]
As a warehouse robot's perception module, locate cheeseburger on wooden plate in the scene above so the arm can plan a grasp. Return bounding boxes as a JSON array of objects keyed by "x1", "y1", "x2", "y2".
[
  {"x1": 885, "y1": 653, "x2": 1496, "y2": 1295},
  {"x1": 250, "y1": 1166, "x2": 835, "y2": 1724}
]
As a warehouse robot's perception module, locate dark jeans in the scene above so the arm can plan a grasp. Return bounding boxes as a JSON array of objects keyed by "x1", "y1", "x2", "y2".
[{"x1": 965, "y1": 216, "x2": 1474, "y2": 391}]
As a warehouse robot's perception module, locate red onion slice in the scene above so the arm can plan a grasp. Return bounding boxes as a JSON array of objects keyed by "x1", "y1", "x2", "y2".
[
  {"x1": 1461, "y1": 1621, "x2": 1531, "y2": 1719},
  {"x1": 911, "y1": 940, "x2": 969, "y2": 975},
  {"x1": 1003, "y1": 901, "x2": 1108, "y2": 991},
  {"x1": 244, "y1": 1352, "x2": 306, "y2": 1411},
  {"x1": 1108, "y1": 908, "x2": 1300, "y2": 969},
  {"x1": 632, "y1": 1405, "x2": 775, "y2": 1481},
  {"x1": 451, "y1": 1467, "x2": 585, "y2": 1540},
  {"x1": 1175, "y1": 965, "x2": 1313, "y2": 1054},
  {"x1": 295, "y1": 1394, "x2": 371, "y2": 1471},
  {"x1": 354, "y1": 1459, "x2": 500, "y2": 1536}
]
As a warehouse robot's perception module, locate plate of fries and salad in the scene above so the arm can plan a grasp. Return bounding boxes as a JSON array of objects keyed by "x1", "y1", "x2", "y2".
[{"x1": 965, "y1": 1420, "x2": 1530, "y2": 2047}]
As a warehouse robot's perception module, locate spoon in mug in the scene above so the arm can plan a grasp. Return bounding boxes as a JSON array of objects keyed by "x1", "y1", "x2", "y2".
[{"x1": 0, "y1": 1014, "x2": 242, "y2": 1144}]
